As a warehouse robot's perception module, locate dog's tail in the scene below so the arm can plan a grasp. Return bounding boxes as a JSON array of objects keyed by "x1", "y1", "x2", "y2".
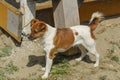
[{"x1": 89, "y1": 12, "x2": 103, "y2": 39}]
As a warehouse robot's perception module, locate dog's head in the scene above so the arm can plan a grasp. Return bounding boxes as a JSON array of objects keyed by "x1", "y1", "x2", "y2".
[{"x1": 28, "y1": 19, "x2": 48, "y2": 40}]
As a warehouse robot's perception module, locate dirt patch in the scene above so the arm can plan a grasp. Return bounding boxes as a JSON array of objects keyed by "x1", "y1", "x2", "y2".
[{"x1": 0, "y1": 16, "x2": 120, "y2": 80}]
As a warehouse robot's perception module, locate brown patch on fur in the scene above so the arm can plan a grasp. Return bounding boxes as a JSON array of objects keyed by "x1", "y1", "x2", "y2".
[
  {"x1": 89, "y1": 18, "x2": 99, "y2": 39},
  {"x1": 30, "y1": 19, "x2": 40, "y2": 27},
  {"x1": 29, "y1": 20, "x2": 47, "y2": 39},
  {"x1": 90, "y1": 30, "x2": 96, "y2": 39},
  {"x1": 49, "y1": 28, "x2": 75, "y2": 59},
  {"x1": 75, "y1": 32, "x2": 78, "y2": 35},
  {"x1": 54, "y1": 28, "x2": 75, "y2": 48},
  {"x1": 49, "y1": 48, "x2": 56, "y2": 59}
]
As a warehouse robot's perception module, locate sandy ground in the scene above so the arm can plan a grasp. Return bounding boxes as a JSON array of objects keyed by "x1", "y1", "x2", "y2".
[{"x1": 0, "y1": 15, "x2": 120, "y2": 80}]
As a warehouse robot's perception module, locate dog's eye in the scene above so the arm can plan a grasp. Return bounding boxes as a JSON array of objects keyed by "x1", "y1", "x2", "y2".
[
  {"x1": 34, "y1": 29, "x2": 39, "y2": 33},
  {"x1": 40, "y1": 27, "x2": 45, "y2": 31}
]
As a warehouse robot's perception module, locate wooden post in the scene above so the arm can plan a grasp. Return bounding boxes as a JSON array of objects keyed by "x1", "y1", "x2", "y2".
[
  {"x1": 52, "y1": 0, "x2": 81, "y2": 55},
  {"x1": 20, "y1": 0, "x2": 36, "y2": 28},
  {"x1": 52, "y1": 0, "x2": 80, "y2": 28},
  {"x1": 0, "y1": 0, "x2": 22, "y2": 42}
]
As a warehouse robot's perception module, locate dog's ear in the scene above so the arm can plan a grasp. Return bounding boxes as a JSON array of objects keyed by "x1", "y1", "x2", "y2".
[
  {"x1": 33, "y1": 22, "x2": 47, "y2": 33},
  {"x1": 30, "y1": 19, "x2": 39, "y2": 27},
  {"x1": 37, "y1": 22, "x2": 47, "y2": 32}
]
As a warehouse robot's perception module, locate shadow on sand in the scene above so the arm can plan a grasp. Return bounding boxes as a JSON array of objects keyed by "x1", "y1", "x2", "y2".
[{"x1": 26, "y1": 52, "x2": 95, "y2": 67}]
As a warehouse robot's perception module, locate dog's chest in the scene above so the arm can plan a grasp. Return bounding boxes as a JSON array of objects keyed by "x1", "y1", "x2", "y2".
[{"x1": 41, "y1": 31, "x2": 56, "y2": 51}]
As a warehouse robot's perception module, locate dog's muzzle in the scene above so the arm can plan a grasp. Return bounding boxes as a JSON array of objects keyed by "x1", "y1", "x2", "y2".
[
  {"x1": 22, "y1": 26, "x2": 31, "y2": 36},
  {"x1": 28, "y1": 36, "x2": 35, "y2": 41}
]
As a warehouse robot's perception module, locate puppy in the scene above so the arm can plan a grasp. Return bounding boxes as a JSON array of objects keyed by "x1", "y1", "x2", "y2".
[{"x1": 22, "y1": 12, "x2": 103, "y2": 79}]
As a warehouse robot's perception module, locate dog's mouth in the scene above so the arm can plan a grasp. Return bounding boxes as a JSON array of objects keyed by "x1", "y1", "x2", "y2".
[{"x1": 28, "y1": 36, "x2": 36, "y2": 41}]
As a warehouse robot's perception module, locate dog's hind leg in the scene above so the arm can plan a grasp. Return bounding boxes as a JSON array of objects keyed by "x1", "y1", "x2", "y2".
[
  {"x1": 82, "y1": 38, "x2": 99, "y2": 67},
  {"x1": 75, "y1": 45, "x2": 87, "y2": 61}
]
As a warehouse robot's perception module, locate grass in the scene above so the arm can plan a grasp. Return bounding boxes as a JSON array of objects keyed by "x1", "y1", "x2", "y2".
[
  {"x1": 106, "y1": 46, "x2": 116, "y2": 58},
  {"x1": 100, "y1": 66, "x2": 118, "y2": 72},
  {"x1": 51, "y1": 59, "x2": 69, "y2": 75},
  {"x1": 39, "y1": 58, "x2": 70, "y2": 80},
  {"x1": 0, "y1": 46, "x2": 12, "y2": 57},
  {"x1": 51, "y1": 67, "x2": 68, "y2": 75},
  {"x1": 0, "y1": 70, "x2": 5, "y2": 80},
  {"x1": 0, "y1": 45, "x2": 16, "y2": 80},
  {"x1": 106, "y1": 45, "x2": 120, "y2": 63},
  {"x1": 110, "y1": 46, "x2": 115, "y2": 54},
  {"x1": 99, "y1": 66, "x2": 107, "y2": 70},
  {"x1": 109, "y1": 41, "x2": 120, "y2": 49},
  {"x1": 111, "y1": 56, "x2": 119, "y2": 63},
  {"x1": 5, "y1": 61, "x2": 19, "y2": 74},
  {"x1": 0, "y1": 61, "x2": 19, "y2": 80},
  {"x1": 116, "y1": 43, "x2": 120, "y2": 49},
  {"x1": 108, "y1": 68, "x2": 118, "y2": 72},
  {"x1": 99, "y1": 75, "x2": 107, "y2": 80}
]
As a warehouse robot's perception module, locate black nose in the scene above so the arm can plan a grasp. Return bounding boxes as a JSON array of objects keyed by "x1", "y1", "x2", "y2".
[
  {"x1": 28, "y1": 36, "x2": 34, "y2": 40},
  {"x1": 21, "y1": 32, "x2": 29, "y2": 37},
  {"x1": 21, "y1": 32, "x2": 25, "y2": 36}
]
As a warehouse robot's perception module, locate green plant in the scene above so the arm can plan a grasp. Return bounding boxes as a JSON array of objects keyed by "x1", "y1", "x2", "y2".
[
  {"x1": 51, "y1": 67, "x2": 68, "y2": 75},
  {"x1": 111, "y1": 56, "x2": 119, "y2": 63},
  {"x1": 0, "y1": 68, "x2": 7, "y2": 80},
  {"x1": 51, "y1": 59, "x2": 69, "y2": 75},
  {"x1": 0, "y1": 70, "x2": 5, "y2": 80},
  {"x1": 99, "y1": 75, "x2": 107, "y2": 80},
  {"x1": 99, "y1": 66, "x2": 107, "y2": 70},
  {"x1": 5, "y1": 61, "x2": 19, "y2": 74},
  {"x1": 0, "y1": 61, "x2": 19, "y2": 80},
  {"x1": 109, "y1": 68, "x2": 118, "y2": 72},
  {"x1": 118, "y1": 45, "x2": 120, "y2": 49},
  {"x1": 116, "y1": 44, "x2": 120, "y2": 49},
  {"x1": 0, "y1": 46, "x2": 12, "y2": 57},
  {"x1": 0, "y1": 76, "x2": 6, "y2": 80},
  {"x1": 0, "y1": 70, "x2": 4, "y2": 76},
  {"x1": 110, "y1": 46, "x2": 115, "y2": 54}
]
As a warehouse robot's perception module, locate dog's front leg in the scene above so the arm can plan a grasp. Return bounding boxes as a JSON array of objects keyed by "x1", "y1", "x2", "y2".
[
  {"x1": 41, "y1": 57, "x2": 53, "y2": 79},
  {"x1": 41, "y1": 48, "x2": 55, "y2": 79}
]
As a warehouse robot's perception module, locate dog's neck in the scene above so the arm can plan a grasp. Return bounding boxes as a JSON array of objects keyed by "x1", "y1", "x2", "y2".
[
  {"x1": 40, "y1": 24, "x2": 56, "y2": 49},
  {"x1": 40, "y1": 24, "x2": 56, "y2": 42},
  {"x1": 43, "y1": 24, "x2": 56, "y2": 38}
]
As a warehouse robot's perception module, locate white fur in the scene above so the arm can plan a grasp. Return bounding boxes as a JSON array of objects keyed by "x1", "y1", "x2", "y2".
[
  {"x1": 89, "y1": 11, "x2": 103, "y2": 24},
  {"x1": 22, "y1": 25, "x2": 31, "y2": 36},
  {"x1": 22, "y1": 12, "x2": 101, "y2": 79}
]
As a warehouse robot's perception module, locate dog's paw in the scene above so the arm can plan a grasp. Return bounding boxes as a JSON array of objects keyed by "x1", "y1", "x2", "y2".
[
  {"x1": 94, "y1": 63, "x2": 99, "y2": 67},
  {"x1": 41, "y1": 74, "x2": 48, "y2": 79},
  {"x1": 75, "y1": 58, "x2": 82, "y2": 61}
]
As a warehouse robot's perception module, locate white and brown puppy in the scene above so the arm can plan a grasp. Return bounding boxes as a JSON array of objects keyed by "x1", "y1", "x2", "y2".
[{"x1": 22, "y1": 12, "x2": 103, "y2": 79}]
